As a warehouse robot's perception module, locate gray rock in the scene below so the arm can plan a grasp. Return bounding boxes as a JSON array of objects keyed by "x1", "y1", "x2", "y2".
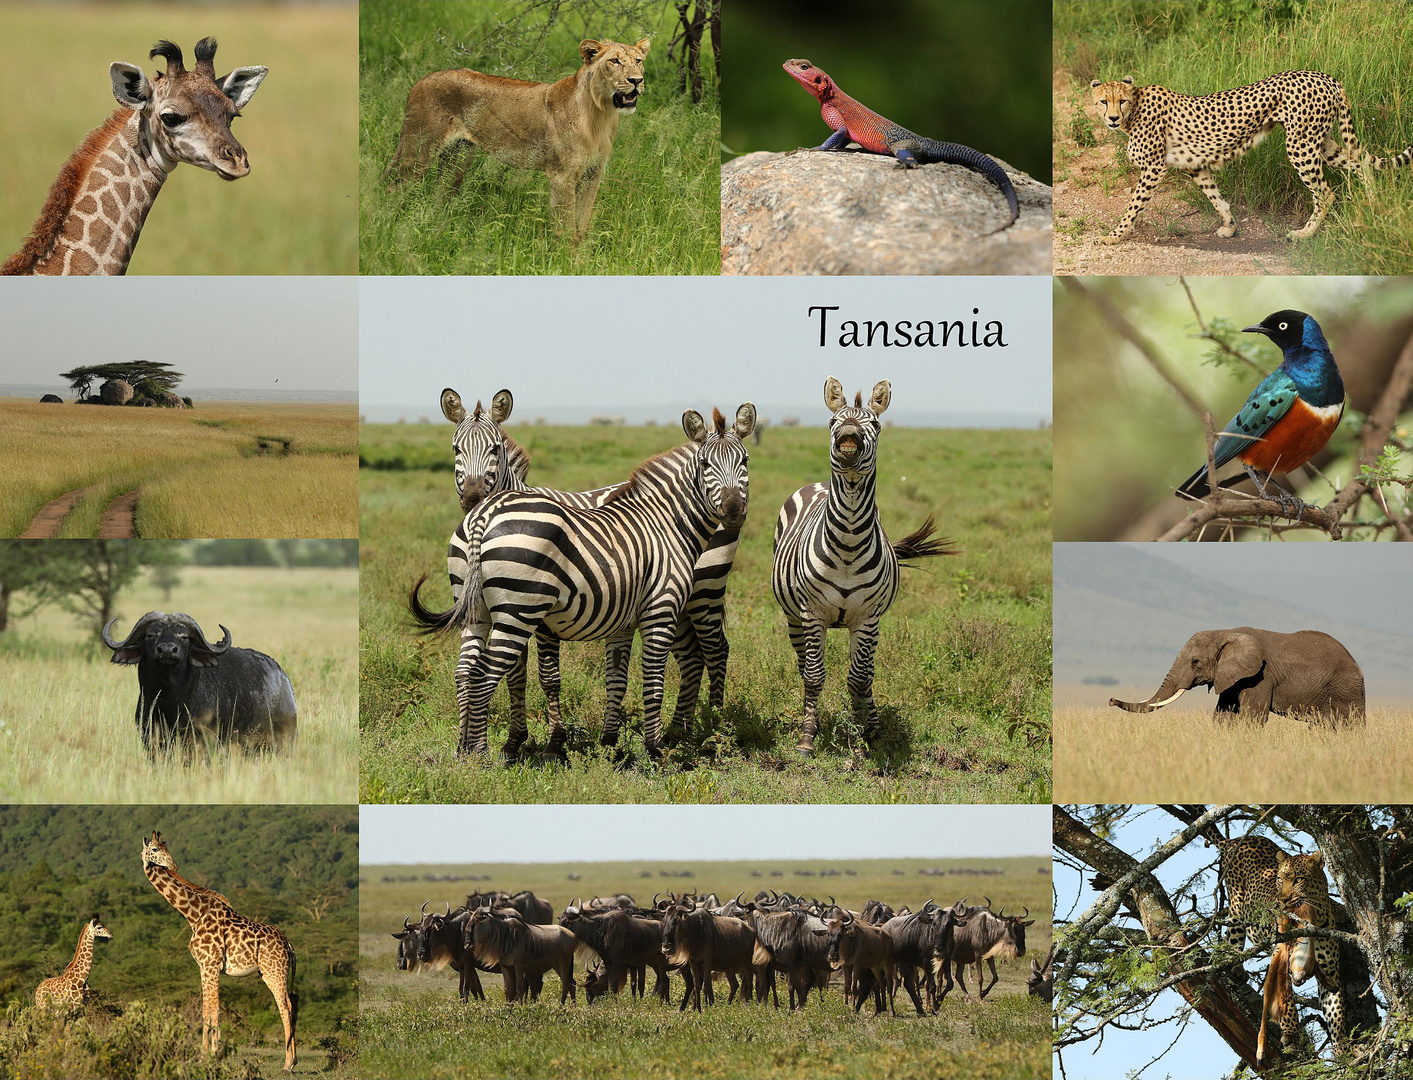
[
  {"x1": 99, "y1": 379, "x2": 134, "y2": 405},
  {"x1": 158, "y1": 391, "x2": 187, "y2": 409},
  {"x1": 40, "y1": 394, "x2": 62, "y2": 403},
  {"x1": 721, "y1": 150, "x2": 1052, "y2": 275}
]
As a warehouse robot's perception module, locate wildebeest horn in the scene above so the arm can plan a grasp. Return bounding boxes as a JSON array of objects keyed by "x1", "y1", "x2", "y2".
[
  {"x1": 420, "y1": 900, "x2": 430, "y2": 915},
  {"x1": 403, "y1": 915, "x2": 412, "y2": 930},
  {"x1": 1020, "y1": 906, "x2": 1029, "y2": 920},
  {"x1": 444, "y1": 902, "x2": 451, "y2": 917},
  {"x1": 983, "y1": 896, "x2": 993, "y2": 911}
]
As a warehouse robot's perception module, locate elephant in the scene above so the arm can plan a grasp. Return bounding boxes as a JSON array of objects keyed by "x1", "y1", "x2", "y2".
[{"x1": 1109, "y1": 627, "x2": 1365, "y2": 727}]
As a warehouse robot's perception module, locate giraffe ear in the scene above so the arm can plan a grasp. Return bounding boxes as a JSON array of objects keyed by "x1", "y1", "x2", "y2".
[
  {"x1": 220, "y1": 66, "x2": 267, "y2": 110},
  {"x1": 110, "y1": 62, "x2": 151, "y2": 108}
]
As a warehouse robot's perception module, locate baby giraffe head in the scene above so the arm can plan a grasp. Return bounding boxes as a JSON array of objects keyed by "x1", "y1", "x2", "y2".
[{"x1": 109, "y1": 37, "x2": 266, "y2": 179}]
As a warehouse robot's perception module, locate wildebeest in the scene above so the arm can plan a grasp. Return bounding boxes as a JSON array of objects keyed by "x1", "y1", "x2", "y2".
[
  {"x1": 821, "y1": 913, "x2": 896, "y2": 1015},
  {"x1": 391, "y1": 916, "x2": 423, "y2": 972},
  {"x1": 414, "y1": 905, "x2": 487, "y2": 1001},
  {"x1": 748, "y1": 907, "x2": 832, "y2": 1009},
  {"x1": 1029, "y1": 944, "x2": 1054, "y2": 1002},
  {"x1": 879, "y1": 901, "x2": 968, "y2": 1016},
  {"x1": 102, "y1": 611, "x2": 296, "y2": 759},
  {"x1": 942, "y1": 905, "x2": 1033, "y2": 1003},
  {"x1": 467, "y1": 906, "x2": 581, "y2": 1003},
  {"x1": 560, "y1": 902, "x2": 669, "y2": 1002},
  {"x1": 660, "y1": 905, "x2": 765, "y2": 1012},
  {"x1": 467, "y1": 889, "x2": 553, "y2": 924}
]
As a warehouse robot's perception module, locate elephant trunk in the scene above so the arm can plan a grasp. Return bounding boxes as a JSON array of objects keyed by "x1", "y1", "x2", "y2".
[{"x1": 1110, "y1": 674, "x2": 1187, "y2": 713}]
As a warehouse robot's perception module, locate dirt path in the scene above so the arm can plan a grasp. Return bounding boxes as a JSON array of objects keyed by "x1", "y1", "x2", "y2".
[
  {"x1": 98, "y1": 490, "x2": 139, "y2": 538},
  {"x1": 1052, "y1": 69, "x2": 1296, "y2": 276},
  {"x1": 18, "y1": 486, "x2": 96, "y2": 538}
]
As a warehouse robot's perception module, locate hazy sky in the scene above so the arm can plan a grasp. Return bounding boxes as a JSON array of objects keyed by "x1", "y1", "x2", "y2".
[
  {"x1": 358, "y1": 276, "x2": 1052, "y2": 424},
  {"x1": 359, "y1": 805, "x2": 1050, "y2": 865},
  {"x1": 0, "y1": 277, "x2": 357, "y2": 393}
]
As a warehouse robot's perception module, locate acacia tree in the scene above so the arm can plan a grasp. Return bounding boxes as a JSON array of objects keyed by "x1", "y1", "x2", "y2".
[
  {"x1": 23, "y1": 541, "x2": 182, "y2": 638},
  {"x1": 59, "y1": 361, "x2": 184, "y2": 401},
  {"x1": 1054, "y1": 805, "x2": 1413, "y2": 1078}
]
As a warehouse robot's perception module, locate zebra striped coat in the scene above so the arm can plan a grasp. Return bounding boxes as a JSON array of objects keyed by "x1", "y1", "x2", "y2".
[
  {"x1": 771, "y1": 378, "x2": 953, "y2": 756},
  {"x1": 415, "y1": 388, "x2": 742, "y2": 759},
  {"x1": 423, "y1": 403, "x2": 755, "y2": 760}
]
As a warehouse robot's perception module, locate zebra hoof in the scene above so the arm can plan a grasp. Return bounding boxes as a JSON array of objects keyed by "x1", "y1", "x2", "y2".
[
  {"x1": 456, "y1": 742, "x2": 490, "y2": 762},
  {"x1": 644, "y1": 741, "x2": 664, "y2": 762},
  {"x1": 500, "y1": 739, "x2": 526, "y2": 765},
  {"x1": 542, "y1": 745, "x2": 569, "y2": 767},
  {"x1": 599, "y1": 729, "x2": 621, "y2": 749},
  {"x1": 795, "y1": 741, "x2": 814, "y2": 758}
]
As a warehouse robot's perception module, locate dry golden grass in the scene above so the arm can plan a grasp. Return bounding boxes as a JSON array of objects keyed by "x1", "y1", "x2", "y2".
[
  {"x1": 1055, "y1": 703, "x2": 1413, "y2": 802},
  {"x1": 0, "y1": 566, "x2": 357, "y2": 804},
  {"x1": 0, "y1": 399, "x2": 357, "y2": 538}
]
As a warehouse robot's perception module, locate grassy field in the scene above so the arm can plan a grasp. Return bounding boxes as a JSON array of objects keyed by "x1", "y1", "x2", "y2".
[
  {"x1": 359, "y1": 423, "x2": 1052, "y2": 804},
  {"x1": 0, "y1": 399, "x2": 358, "y2": 539},
  {"x1": 359, "y1": 857, "x2": 1052, "y2": 1080},
  {"x1": 1054, "y1": 703, "x2": 1413, "y2": 802},
  {"x1": 0, "y1": 1, "x2": 357, "y2": 276},
  {"x1": 0, "y1": 565, "x2": 358, "y2": 803},
  {"x1": 359, "y1": 0, "x2": 720, "y2": 275},
  {"x1": 1053, "y1": 0, "x2": 1413, "y2": 275}
]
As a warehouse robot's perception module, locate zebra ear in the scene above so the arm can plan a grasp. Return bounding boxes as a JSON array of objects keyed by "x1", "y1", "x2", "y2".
[
  {"x1": 682, "y1": 409, "x2": 708, "y2": 444},
  {"x1": 441, "y1": 389, "x2": 467, "y2": 424},
  {"x1": 823, "y1": 376, "x2": 847, "y2": 413},
  {"x1": 491, "y1": 389, "x2": 514, "y2": 425},
  {"x1": 868, "y1": 380, "x2": 892, "y2": 417},
  {"x1": 732, "y1": 402, "x2": 756, "y2": 439}
]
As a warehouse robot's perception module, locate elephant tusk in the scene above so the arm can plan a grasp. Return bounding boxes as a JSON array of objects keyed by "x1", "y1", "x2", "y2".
[{"x1": 1148, "y1": 688, "x2": 1187, "y2": 707}]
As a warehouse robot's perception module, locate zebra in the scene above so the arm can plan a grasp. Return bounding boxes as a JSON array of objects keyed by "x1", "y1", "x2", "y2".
[
  {"x1": 419, "y1": 387, "x2": 744, "y2": 761},
  {"x1": 416, "y1": 403, "x2": 755, "y2": 762},
  {"x1": 771, "y1": 378, "x2": 955, "y2": 756}
]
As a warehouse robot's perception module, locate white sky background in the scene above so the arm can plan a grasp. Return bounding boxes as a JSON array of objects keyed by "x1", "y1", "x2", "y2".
[
  {"x1": 360, "y1": 805, "x2": 1050, "y2": 865},
  {"x1": 0, "y1": 276, "x2": 357, "y2": 394},
  {"x1": 358, "y1": 276, "x2": 1052, "y2": 424}
]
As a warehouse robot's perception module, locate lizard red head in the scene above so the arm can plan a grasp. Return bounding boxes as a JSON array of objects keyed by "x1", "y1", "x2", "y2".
[{"x1": 783, "y1": 58, "x2": 835, "y2": 102}]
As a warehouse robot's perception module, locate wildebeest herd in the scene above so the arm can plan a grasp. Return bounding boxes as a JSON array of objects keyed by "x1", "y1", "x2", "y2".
[
  {"x1": 390, "y1": 888, "x2": 1051, "y2": 1014},
  {"x1": 408, "y1": 377, "x2": 953, "y2": 762}
]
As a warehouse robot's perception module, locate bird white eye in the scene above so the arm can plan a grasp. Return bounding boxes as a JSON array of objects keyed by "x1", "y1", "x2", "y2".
[{"x1": 1279, "y1": 322, "x2": 1288, "y2": 330}]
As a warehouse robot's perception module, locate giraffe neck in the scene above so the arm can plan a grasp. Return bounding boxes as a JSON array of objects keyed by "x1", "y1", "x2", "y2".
[
  {"x1": 38, "y1": 110, "x2": 170, "y2": 275},
  {"x1": 65, "y1": 925, "x2": 95, "y2": 980},
  {"x1": 146, "y1": 863, "x2": 215, "y2": 926}
]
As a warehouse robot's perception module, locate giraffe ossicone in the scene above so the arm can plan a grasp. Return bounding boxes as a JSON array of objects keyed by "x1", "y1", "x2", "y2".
[{"x1": 1, "y1": 37, "x2": 267, "y2": 276}]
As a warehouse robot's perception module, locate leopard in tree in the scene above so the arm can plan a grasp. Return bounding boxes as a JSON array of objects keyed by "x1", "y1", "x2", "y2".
[
  {"x1": 1215, "y1": 837, "x2": 1345, "y2": 1062},
  {"x1": 1089, "y1": 71, "x2": 1412, "y2": 243}
]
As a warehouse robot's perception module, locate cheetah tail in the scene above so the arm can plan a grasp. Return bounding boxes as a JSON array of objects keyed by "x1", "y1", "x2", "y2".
[{"x1": 1339, "y1": 84, "x2": 1413, "y2": 169}]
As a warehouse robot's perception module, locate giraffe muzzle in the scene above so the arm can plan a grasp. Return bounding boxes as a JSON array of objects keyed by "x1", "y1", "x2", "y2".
[{"x1": 214, "y1": 145, "x2": 251, "y2": 180}]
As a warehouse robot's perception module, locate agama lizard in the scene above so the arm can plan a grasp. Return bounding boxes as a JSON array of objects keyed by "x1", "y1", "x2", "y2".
[{"x1": 782, "y1": 58, "x2": 1019, "y2": 233}]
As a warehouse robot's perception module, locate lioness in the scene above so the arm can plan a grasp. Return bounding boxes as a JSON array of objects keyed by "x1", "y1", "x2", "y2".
[{"x1": 385, "y1": 37, "x2": 649, "y2": 242}]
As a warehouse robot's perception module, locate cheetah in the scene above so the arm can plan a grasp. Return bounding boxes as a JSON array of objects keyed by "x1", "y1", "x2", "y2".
[
  {"x1": 1090, "y1": 71, "x2": 1412, "y2": 243},
  {"x1": 1216, "y1": 838, "x2": 1345, "y2": 1062}
]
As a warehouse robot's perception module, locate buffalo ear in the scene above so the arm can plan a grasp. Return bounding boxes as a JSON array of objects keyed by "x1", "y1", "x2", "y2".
[
  {"x1": 1215, "y1": 632, "x2": 1263, "y2": 694},
  {"x1": 110, "y1": 647, "x2": 142, "y2": 665},
  {"x1": 188, "y1": 648, "x2": 220, "y2": 668}
]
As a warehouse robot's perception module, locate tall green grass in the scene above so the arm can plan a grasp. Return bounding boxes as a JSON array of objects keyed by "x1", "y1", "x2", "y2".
[
  {"x1": 0, "y1": 1, "x2": 357, "y2": 275},
  {"x1": 359, "y1": 424, "x2": 1052, "y2": 804},
  {"x1": 0, "y1": 566, "x2": 358, "y2": 804},
  {"x1": 1054, "y1": 0, "x2": 1413, "y2": 273},
  {"x1": 358, "y1": 0, "x2": 720, "y2": 275},
  {"x1": 359, "y1": 857, "x2": 1052, "y2": 1080}
]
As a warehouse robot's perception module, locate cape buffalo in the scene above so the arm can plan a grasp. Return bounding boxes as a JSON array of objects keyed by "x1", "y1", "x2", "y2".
[{"x1": 102, "y1": 611, "x2": 296, "y2": 759}]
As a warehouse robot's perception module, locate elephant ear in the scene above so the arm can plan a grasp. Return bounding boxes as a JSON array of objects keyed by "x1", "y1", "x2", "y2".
[{"x1": 1215, "y1": 632, "x2": 1264, "y2": 694}]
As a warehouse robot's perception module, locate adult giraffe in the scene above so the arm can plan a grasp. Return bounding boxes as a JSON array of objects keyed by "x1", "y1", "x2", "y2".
[
  {"x1": 34, "y1": 916, "x2": 113, "y2": 1008},
  {"x1": 1, "y1": 37, "x2": 266, "y2": 276},
  {"x1": 141, "y1": 831, "x2": 297, "y2": 1071}
]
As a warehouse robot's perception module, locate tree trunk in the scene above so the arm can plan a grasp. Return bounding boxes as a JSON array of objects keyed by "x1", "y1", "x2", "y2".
[
  {"x1": 0, "y1": 580, "x2": 9, "y2": 633},
  {"x1": 707, "y1": 0, "x2": 720, "y2": 98},
  {"x1": 1054, "y1": 806, "x2": 1274, "y2": 1072}
]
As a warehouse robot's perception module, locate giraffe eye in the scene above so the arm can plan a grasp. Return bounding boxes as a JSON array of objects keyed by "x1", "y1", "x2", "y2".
[{"x1": 160, "y1": 112, "x2": 185, "y2": 128}]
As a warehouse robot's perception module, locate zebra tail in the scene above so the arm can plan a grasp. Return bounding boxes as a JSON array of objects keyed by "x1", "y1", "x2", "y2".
[
  {"x1": 892, "y1": 515, "x2": 961, "y2": 563},
  {"x1": 408, "y1": 573, "x2": 459, "y2": 635}
]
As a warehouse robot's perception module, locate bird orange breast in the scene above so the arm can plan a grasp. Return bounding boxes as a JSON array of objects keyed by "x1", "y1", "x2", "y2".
[{"x1": 1240, "y1": 397, "x2": 1342, "y2": 474}]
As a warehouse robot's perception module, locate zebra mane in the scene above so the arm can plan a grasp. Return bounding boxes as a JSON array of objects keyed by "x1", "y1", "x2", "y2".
[
  {"x1": 601, "y1": 444, "x2": 691, "y2": 506},
  {"x1": 503, "y1": 430, "x2": 530, "y2": 473}
]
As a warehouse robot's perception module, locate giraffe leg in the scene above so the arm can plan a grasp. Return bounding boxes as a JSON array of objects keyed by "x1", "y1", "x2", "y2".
[
  {"x1": 260, "y1": 949, "x2": 297, "y2": 1071},
  {"x1": 199, "y1": 961, "x2": 221, "y2": 1054}
]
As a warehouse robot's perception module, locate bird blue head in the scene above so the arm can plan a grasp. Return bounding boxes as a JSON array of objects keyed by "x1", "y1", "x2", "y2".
[{"x1": 1242, "y1": 309, "x2": 1341, "y2": 404}]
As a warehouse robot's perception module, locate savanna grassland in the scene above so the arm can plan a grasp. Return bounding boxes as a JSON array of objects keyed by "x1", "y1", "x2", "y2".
[
  {"x1": 359, "y1": 857, "x2": 1052, "y2": 1080},
  {"x1": 1053, "y1": 0, "x2": 1413, "y2": 275},
  {"x1": 0, "y1": 565, "x2": 358, "y2": 803},
  {"x1": 359, "y1": 423, "x2": 1052, "y2": 805},
  {"x1": 359, "y1": 1, "x2": 720, "y2": 275},
  {"x1": 0, "y1": 400, "x2": 358, "y2": 539},
  {"x1": 1054, "y1": 703, "x2": 1413, "y2": 802},
  {"x1": 0, "y1": 1, "x2": 357, "y2": 276},
  {"x1": 0, "y1": 806, "x2": 359, "y2": 1080}
]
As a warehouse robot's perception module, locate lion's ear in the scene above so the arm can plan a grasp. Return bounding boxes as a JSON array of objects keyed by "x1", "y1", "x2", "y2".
[
  {"x1": 579, "y1": 39, "x2": 603, "y2": 65},
  {"x1": 634, "y1": 38, "x2": 651, "y2": 55}
]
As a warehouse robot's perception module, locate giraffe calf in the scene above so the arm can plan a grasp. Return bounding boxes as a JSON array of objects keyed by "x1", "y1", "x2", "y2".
[{"x1": 35, "y1": 917, "x2": 113, "y2": 1009}]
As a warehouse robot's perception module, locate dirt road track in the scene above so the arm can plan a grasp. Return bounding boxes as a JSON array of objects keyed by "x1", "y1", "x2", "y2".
[
  {"x1": 98, "y1": 491, "x2": 139, "y2": 538},
  {"x1": 17, "y1": 487, "x2": 95, "y2": 538}
]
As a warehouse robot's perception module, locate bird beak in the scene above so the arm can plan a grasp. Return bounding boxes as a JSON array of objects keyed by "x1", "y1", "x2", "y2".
[{"x1": 1241, "y1": 324, "x2": 1273, "y2": 337}]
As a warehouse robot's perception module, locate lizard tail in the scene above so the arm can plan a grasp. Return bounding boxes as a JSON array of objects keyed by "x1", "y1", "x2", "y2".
[{"x1": 919, "y1": 139, "x2": 1019, "y2": 232}]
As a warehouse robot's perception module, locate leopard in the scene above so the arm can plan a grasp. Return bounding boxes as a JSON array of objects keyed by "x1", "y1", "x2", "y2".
[
  {"x1": 384, "y1": 37, "x2": 650, "y2": 242},
  {"x1": 1216, "y1": 838, "x2": 1345, "y2": 1063},
  {"x1": 1089, "y1": 71, "x2": 1412, "y2": 243}
]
